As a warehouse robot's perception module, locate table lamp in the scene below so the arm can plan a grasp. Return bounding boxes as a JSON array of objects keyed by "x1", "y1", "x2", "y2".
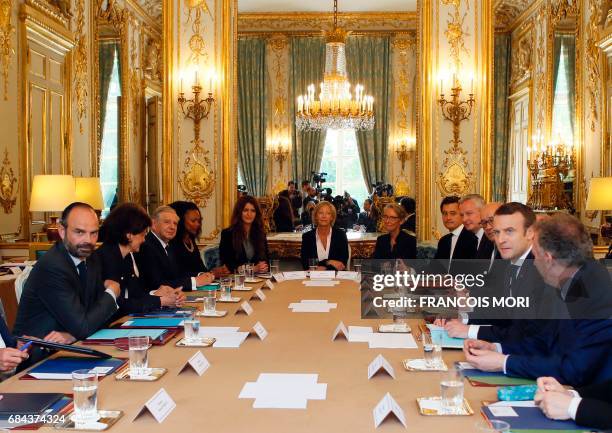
[
  {"x1": 75, "y1": 177, "x2": 104, "y2": 212},
  {"x1": 585, "y1": 177, "x2": 612, "y2": 250},
  {"x1": 29, "y1": 175, "x2": 76, "y2": 241}
]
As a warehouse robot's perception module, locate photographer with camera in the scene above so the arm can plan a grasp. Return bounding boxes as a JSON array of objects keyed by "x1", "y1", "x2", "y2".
[{"x1": 357, "y1": 198, "x2": 377, "y2": 232}]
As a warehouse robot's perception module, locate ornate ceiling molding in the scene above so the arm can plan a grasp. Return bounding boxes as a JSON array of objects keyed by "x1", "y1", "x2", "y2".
[
  {"x1": 493, "y1": 0, "x2": 536, "y2": 31},
  {"x1": 238, "y1": 12, "x2": 417, "y2": 34},
  {"x1": 132, "y1": 0, "x2": 161, "y2": 21}
]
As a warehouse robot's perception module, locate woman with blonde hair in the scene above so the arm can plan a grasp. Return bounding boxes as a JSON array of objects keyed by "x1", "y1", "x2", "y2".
[
  {"x1": 372, "y1": 203, "x2": 416, "y2": 259},
  {"x1": 300, "y1": 201, "x2": 349, "y2": 271}
]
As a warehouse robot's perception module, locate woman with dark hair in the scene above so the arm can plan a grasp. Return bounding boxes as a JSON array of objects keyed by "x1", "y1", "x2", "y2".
[
  {"x1": 273, "y1": 195, "x2": 295, "y2": 232},
  {"x1": 219, "y1": 196, "x2": 270, "y2": 273},
  {"x1": 95, "y1": 203, "x2": 183, "y2": 315},
  {"x1": 169, "y1": 201, "x2": 227, "y2": 278}
]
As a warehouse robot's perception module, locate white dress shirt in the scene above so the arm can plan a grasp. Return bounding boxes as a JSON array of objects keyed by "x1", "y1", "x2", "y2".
[{"x1": 315, "y1": 228, "x2": 332, "y2": 262}]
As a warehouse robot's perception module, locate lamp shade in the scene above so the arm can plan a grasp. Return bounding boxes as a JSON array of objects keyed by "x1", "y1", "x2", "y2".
[
  {"x1": 29, "y1": 175, "x2": 76, "y2": 212},
  {"x1": 585, "y1": 177, "x2": 612, "y2": 210},
  {"x1": 75, "y1": 177, "x2": 104, "y2": 210}
]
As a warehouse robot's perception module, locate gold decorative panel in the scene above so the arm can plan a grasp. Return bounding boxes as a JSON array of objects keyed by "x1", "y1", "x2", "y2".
[
  {"x1": 586, "y1": 0, "x2": 605, "y2": 132},
  {"x1": 185, "y1": 0, "x2": 212, "y2": 65},
  {"x1": 73, "y1": 0, "x2": 87, "y2": 134},
  {"x1": 0, "y1": 148, "x2": 17, "y2": 213},
  {"x1": 0, "y1": 0, "x2": 15, "y2": 101},
  {"x1": 178, "y1": 142, "x2": 216, "y2": 207}
]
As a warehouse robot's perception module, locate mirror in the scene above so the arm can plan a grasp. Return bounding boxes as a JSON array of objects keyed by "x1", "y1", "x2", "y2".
[{"x1": 236, "y1": 1, "x2": 418, "y2": 233}]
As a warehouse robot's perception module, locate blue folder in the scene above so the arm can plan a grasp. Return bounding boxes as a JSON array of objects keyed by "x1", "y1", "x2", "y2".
[
  {"x1": 26, "y1": 357, "x2": 125, "y2": 380},
  {"x1": 121, "y1": 318, "x2": 185, "y2": 328},
  {"x1": 130, "y1": 307, "x2": 196, "y2": 317},
  {"x1": 482, "y1": 405, "x2": 589, "y2": 431},
  {"x1": 86, "y1": 328, "x2": 166, "y2": 341},
  {"x1": 426, "y1": 324, "x2": 465, "y2": 348}
]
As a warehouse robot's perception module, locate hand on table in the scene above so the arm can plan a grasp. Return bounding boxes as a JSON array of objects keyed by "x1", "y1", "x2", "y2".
[
  {"x1": 254, "y1": 261, "x2": 268, "y2": 273},
  {"x1": 327, "y1": 260, "x2": 345, "y2": 271},
  {"x1": 195, "y1": 272, "x2": 215, "y2": 287},
  {"x1": 445, "y1": 320, "x2": 469, "y2": 338},
  {"x1": 0, "y1": 348, "x2": 28, "y2": 371},
  {"x1": 462, "y1": 339, "x2": 504, "y2": 372},
  {"x1": 43, "y1": 331, "x2": 76, "y2": 345},
  {"x1": 154, "y1": 285, "x2": 176, "y2": 297},
  {"x1": 535, "y1": 391, "x2": 573, "y2": 420}
]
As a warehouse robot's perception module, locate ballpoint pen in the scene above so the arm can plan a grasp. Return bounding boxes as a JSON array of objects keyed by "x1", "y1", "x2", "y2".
[{"x1": 19, "y1": 340, "x2": 33, "y2": 352}]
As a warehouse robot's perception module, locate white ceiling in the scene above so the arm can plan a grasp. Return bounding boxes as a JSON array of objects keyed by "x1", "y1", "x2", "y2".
[{"x1": 238, "y1": 0, "x2": 417, "y2": 13}]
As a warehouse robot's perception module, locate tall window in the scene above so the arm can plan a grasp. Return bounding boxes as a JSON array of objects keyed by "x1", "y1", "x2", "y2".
[
  {"x1": 319, "y1": 129, "x2": 369, "y2": 207},
  {"x1": 551, "y1": 37, "x2": 574, "y2": 148},
  {"x1": 99, "y1": 48, "x2": 121, "y2": 217}
]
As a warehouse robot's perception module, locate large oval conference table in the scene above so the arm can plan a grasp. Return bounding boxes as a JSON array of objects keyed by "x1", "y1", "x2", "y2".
[{"x1": 3, "y1": 278, "x2": 500, "y2": 432}]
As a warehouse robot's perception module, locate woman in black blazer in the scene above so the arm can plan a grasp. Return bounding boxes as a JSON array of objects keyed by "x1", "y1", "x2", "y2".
[
  {"x1": 169, "y1": 201, "x2": 227, "y2": 278},
  {"x1": 96, "y1": 203, "x2": 184, "y2": 316},
  {"x1": 373, "y1": 203, "x2": 417, "y2": 259},
  {"x1": 301, "y1": 201, "x2": 349, "y2": 271},
  {"x1": 219, "y1": 196, "x2": 270, "y2": 273}
]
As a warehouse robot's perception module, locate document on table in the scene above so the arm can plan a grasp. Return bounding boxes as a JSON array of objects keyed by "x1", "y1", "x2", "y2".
[
  {"x1": 347, "y1": 326, "x2": 373, "y2": 342},
  {"x1": 367, "y1": 333, "x2": 418, "y2": 349},
  {"x1": 302, "y1": 280, "x2": 339, "y2": 287},
  {"x1": 283, "y1": 271, "x2": 308, "y2": 280},
  {"x1": 289, "y1": 300, "x2": 337, "y2": 312},
  {"x1": 211, "y1": 332, "x2": 249, "y2": 348},
  {"x1": 239, "y1": 373, "x2": 327, "y2": 409}
]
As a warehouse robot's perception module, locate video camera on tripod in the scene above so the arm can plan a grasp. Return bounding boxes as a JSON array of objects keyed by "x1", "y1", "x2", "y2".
[{"x1": 311, "y1": 172, "x2": 328, "y2": 193}]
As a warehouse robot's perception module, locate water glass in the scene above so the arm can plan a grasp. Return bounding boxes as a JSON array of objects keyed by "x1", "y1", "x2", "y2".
[
  {"x1": 309, "y1": 258, "x2": 318, "y2": 271},
  {"x1": 245, "y1": 263, "x2": 254, "y2": 280},
  {"x1": 220, "y1": 277, "x2": 231, "y2": 300},
  {"x1": 440, "y1": 367, "x2": 465, "y2": 414},
  {"x1": 270, "y1": 259, "x2": 280, "y2": 275},
  {"x1": 475, "y1": 420, "x2": 510, "y2": 432},
  {"x1": 72, "y1": 369, "x2": 99, "y2": 423},
  {"x1": 128, "y1": 336, "x2": 151, "y2": 377},
  {"x1": 235, "y1": 273, "x2": 246, "y2": 290},
  {"x1": 183, "y1": 316, "x2": 201, "y2": 343},
  {"x1": 203, "y1": 290, "x2": 217, "y2": 314},
  {"x1": 423, "y1": 343, "x2": 443, "y2": 368}
]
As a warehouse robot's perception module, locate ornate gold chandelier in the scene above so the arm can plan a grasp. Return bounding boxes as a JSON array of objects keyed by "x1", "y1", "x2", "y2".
[{"x1": 295, "y1": 0, "x2": 374, "y2": 131}]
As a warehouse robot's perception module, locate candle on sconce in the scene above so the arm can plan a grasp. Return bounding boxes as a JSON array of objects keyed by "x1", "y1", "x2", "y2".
[
  {"x1": 180, "y1": 77, "x2": 184, "y2": 93},
  {"x1": 470, "y1": 78, "x2": 474, "y2": 94},
  {"x1": 194, "y1": 69, "x2": 199, "y2": 87}
]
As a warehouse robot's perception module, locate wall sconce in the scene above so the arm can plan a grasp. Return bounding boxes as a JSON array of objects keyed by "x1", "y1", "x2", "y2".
[
  {"x1": 395, "y1": 136, "x2": 416, "y2": 173},
  {"x1": 438, "y1": 73, "x2": 475, "y2": 149},
  {"x1": 178, "y1": 69, "x2": 216, "y2": 146},
  {"x1": 270, "y1": 141, "x2": 289, "y2": 173}
]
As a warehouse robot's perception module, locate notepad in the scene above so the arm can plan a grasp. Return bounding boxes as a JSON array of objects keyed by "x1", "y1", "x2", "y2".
[
  {"x1": 121, "y1": 318, "x2": 185, "y2": 328},
  {"x1": 86, "y1": 328, "x2": 166, "y2": 341},
  {"x1": 482, "y1": 404, "x2": 588, "y2": 431},
  {"x1": 26, "y1": 357, "x2": 125, "y2": 380},
  {"x1": 426, "y1": 324, "x2": 465, "y2": 348},
  {"x1": 0, "y1": 393, "x2": 65, "y2": 416}
]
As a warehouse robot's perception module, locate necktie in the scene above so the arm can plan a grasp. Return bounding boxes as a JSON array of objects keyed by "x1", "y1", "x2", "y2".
[
  {"x1": 505, "y1": 264, "x2": 521, "y2": 296},
  {"x1": 77, "y1": 261, "x2": 88, "y2": 290}
]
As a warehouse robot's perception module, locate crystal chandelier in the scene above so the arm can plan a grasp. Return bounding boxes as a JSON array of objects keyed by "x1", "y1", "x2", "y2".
[{"x1": 295, "y1": 0, "x2": 374, "y2": 131}]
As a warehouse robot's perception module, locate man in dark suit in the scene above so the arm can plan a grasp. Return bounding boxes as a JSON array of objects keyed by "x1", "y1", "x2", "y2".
[
  {"x1": 356, "y1": 199, "x2": 377, "y2": 232},
  {"x1": 13, "y1": 202, "x2": 120, "y2": 342},
  {"x1": 137, "y1": 205, "x2": 214, "y2": 291},
  {"x1": 475, "y1": 202, "x2": 501, "y2": 260},
  {"x1": 463, "y1": 214, "x2": 612, "y2": 387},
  {"x1": 535, "y1": 376, "x2": 612, "y2": 430},
  {"x1": 433, "y1": 196, "x2": 477, "y2": 273}
]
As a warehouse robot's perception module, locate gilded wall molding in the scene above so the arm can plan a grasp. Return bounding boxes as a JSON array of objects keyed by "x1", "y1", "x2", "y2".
[
  {"x1": 238, "y1": 12, "x2": 417, "y2": 34},
  {"x1": 442, "y1": 0, "x2": 470, "y2": 70},
  {"x1": 494, "y1": 0, "x2": 534, "y2": 30},
  {"x1": 130, "y1": 26, "x2": 140, "y2": 140},
  {"x1": 0, "y1": 148, "x2": 17, "y2": 213},
  {"x1": 178, "y1": 143, "x2": 216, "y2": 207},
  {"x1": 26, "y1": 0, "x2": 70, "y2": 28},
  {"x1": 510, "y1": 29, "x2": 533, "y2": 90},
  {"x1": 73, "y1": 0, "x2": 87, "y2": 133},
  {"x1": 534, "y1": 4, "x2": 547, "y2": 132},
  {"x1": 0, "y1": 0, "x2": 14, "y2": 101},
  {"x1": 586, "y1": 0, "x2": 605, "y2": 132},
  {"x1": 185, "y1": 0, "x2": 212, "y2": 66}
]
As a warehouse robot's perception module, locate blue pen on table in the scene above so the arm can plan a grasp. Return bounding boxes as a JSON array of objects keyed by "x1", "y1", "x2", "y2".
[{"x1": 19, "y1": 340, "x2": 33, "y2": 352}]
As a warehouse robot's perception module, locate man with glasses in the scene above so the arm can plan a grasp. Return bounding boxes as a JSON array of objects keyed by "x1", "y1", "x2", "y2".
[{"x1": 476, "y1": 202, "x2": 501, "y2": 261}]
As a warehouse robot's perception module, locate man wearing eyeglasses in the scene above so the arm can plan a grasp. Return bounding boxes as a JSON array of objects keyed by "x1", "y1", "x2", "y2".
[{"x1": 476, "y1": 202, "x2": 501, "y2": 264}]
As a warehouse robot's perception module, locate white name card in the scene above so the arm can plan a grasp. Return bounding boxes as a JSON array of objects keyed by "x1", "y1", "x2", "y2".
[
  {"x1": 250, "y1": 288, "x2": 266, "y2": 301},
  {"x1": 251, "y1": 321, "x2": 268, "y2": 340},
  {"x1": 272, "y1": 273, "x2": 285, "y2": 282},
  {"x1": 373, "y1": 393, "x2": 406, "y2": 429},
  {"x1": 336, "y1": 271, "x2": 359, "y2": 281},
  {"x1": 236, "y1": 300, "x2": 254, "y2": 316},
  {"x1": 309, "y1": 270, "x2": 336, "y2": 280},
  {"x1": 263, "y1": 279, "x2": 275, "y2": 290},
  {"x1": 134, "y1": 388, "x2": 177, "y2": 424},
  {"x1": 331, "y1": 321, "x2": 349, "y2": 341},
  {"x1": 283, "y1": 271, "x2": 307, "y2": 280},
  {"x1": 367, "y1": 354, "x2": 396, "y2": 379},
  {"x1": 178, "y1": 351, "x2": 210, "y2": 376}
]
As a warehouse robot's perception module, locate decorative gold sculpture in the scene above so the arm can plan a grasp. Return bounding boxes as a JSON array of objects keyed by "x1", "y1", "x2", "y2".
[
  {"x1": 0, "y1": 0, "x2": 14, "y2": 101},
  {"x1": 178, "y1": 142, "x2": 216, "y2": 208},
  {"x1": 256, "y1": 196, "x2": 278, "y2": 233},
  {"x1": 185, "y1": 0, "x2": 212, "y2": 65},
  {"x1": 527, "y1": 141, "x2": 575, "y2": 211},
  {"x1": 73, "y1": 0, "x2": 87, "y2": 133},
  {"x1": 178, "y1": 82, "x2": 215, "y2": 144},
  {"x1": 395, "y1": 137, "x2": 415, "y2": 173},
  {"x1": 270, "y1": 143, "x2": 289, "y2": 174},
  {"x1": 438, "y1": 79, "x2": 475, "y2": 149},
  {"x1": 0, "y1": 148, "x2": 17, "y2": 213}
]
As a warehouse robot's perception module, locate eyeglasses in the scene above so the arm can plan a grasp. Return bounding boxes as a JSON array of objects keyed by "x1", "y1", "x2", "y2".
[
  {"x1": 480, "y1": 217, "x2": 494, "y2": 227},
  {"x1": 382, "y1": 215, "x2": 400, "y2": 221}
]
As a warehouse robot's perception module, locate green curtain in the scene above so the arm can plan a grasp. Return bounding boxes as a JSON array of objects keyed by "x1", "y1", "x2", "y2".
[
  {"x1": 564, "y1": 36, "x2": 576, "y2": 136},
  {"x1": 552, "y1": 34, "x2": 563, "y2": 109},
  {"x1": 346, "y1": 36, "x2": 391, "y2": 188},
  {"x1": 98, "y1": 42, "x2": 117, "y2": 147},
  {"x1": 290, "y1": 37, "x2": 326, "y2": 183},
  {"x1": 492, "y1": 33, "x2": 512, "y2": 202},
  {"x1": 237, "y1": 38, "x2": 268, "y2": 196}
]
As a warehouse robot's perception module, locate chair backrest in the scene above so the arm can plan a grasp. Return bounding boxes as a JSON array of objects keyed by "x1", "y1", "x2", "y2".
[
  {"x1": 14, "y1": 265, "x2": 33, "y2": 304},
  {"x1": 28, "y1": 242, "x2": 54, "y2": 260}
]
